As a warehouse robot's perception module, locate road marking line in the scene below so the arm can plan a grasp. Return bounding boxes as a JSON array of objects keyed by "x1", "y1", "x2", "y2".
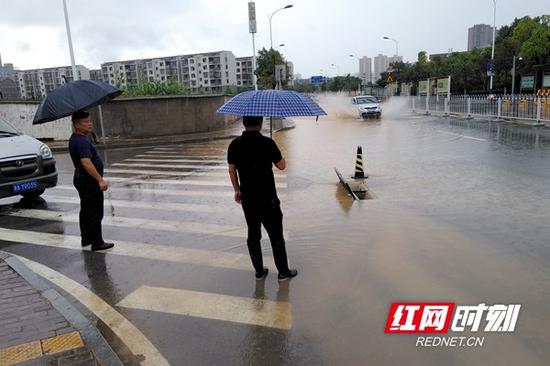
[
  {"x1": 112, "y1": 162, "x2": 227, "y2": 170},
  {"x1": 4, "y1": 209, "x2": 247, "y2": 238},
  {"x1": 117, "y1": 286, "x2": 292, "y2": 330},
  {"x1": 50, "y1": 185, "x2": 287, "y2": 199},
  {"x1": 126, "y1": 158, "x2": 226, "y2": 164},
  {"x1": 0, "y1": 227, "x2": 254, "y2": 270},
  {"x1": 105, "y1": 168, "x2": 287, "y2": 179},
  {"x1": 437, "y1": 130, "x2": 487, "y2": 141},
  {"x1": 106, "y1": 176, "x2": 288, "y2": 188},
  {"x1": 15, "y1": 256, "x2": 170, "y2": 366},
  {"x1": 42, "y1": 195, "x2": 240, "y2": 214}
]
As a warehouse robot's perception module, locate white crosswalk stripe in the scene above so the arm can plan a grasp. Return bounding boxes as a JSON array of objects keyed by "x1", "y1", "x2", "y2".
[
  {"x1": 106, "y1": 176, "x2": 288, "y2": 188},
  {"x1": 117, "y1": 286, "x2": 292, "y2": 330},
  {"x1": 51, "y1": 185, "x2": 236, "y2": 198},
  {"x1": 4, "y1": 209, "x2": 247, "y2": 238},
  {"x1": 42, "y1": 195, "x2": 241, "y2": 214},
  {"x1": 126, "y1": 158, "x2": 226, "y2": 164},
  {"x1": 105, "y1": 168, "x2": 287, "y2": 179},
  {"x1": 112, "y1": 162, "x2": 228, "y2": 170},
  {"x1": 0, "y1": 228, "x2": 254, "y2": 270}
]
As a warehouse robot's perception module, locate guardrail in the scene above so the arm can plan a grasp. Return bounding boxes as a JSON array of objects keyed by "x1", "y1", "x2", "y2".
[{"x1": 411, "y1": 95, "x2": 550, "y2": 124}]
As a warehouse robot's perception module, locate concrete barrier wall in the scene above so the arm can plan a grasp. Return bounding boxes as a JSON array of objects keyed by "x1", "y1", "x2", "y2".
[
  {"x1": 0, "y1": 95, "x2": 234, "y2": 141},
  {"x1": 0, "y1": 101, "x2": 72, "y2": 140}
]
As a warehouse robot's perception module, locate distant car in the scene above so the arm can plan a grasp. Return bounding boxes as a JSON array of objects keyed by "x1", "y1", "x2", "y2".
[
  {"x1": 0, "y1": 118, "x2": 57, "y2": 199},
  {"x1": 351, "y1": 95, "x2": 382, "y2": 119}
]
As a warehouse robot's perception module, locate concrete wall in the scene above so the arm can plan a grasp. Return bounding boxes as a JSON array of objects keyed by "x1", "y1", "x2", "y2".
[
  {"x1": 0, "y1": 101, "x2": 72, "y2": 140},
  {"x1": 0, "y1": 95, "x2": 233, "y2": 141}
]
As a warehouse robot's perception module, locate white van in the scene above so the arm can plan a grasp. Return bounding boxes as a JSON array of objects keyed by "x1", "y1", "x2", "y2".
[{"x1": 0, "y1": 118, "x2": 57, "y2": 199}]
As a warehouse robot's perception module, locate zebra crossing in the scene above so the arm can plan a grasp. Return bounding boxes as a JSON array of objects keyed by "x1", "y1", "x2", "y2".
[{"x1": 0, "y1": 143, "x2": 292, "y2": 333}]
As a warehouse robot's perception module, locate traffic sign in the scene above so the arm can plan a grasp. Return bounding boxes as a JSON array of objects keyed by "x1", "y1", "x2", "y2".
[{"x1": 311, "y1": 75, "x2": 324, "y2": 84}]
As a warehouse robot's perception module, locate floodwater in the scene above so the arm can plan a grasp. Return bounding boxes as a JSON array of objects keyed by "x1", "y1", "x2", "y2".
[{"x1": 2, "y1": 94, "x2": 550, "y2": 365}]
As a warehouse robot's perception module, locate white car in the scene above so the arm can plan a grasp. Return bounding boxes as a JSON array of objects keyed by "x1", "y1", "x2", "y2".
[
  {"x1": 0, "y1": 118, "x2": 57, "y2": 199},
  {"x1": 351, "y1": 95, "x2": 382, "y2": 119}
]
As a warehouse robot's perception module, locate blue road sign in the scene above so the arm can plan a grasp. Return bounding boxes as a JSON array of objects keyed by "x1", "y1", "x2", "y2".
[{"x1": 311, "y1": 75, "x2": 324, "y2": 84}]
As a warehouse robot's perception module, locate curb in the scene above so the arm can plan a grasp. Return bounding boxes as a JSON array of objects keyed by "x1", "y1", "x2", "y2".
[{"x1": 0, "y1": 250, "x2": 123, "y2": 366}]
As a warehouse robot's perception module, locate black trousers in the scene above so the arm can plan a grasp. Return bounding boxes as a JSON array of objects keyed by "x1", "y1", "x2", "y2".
[
  {"x1": 74, "y1": 177, "x2": 104, "y2": 246},
  {"x1": 242, "y1": 197, "x2": 290, "y2": 274}
]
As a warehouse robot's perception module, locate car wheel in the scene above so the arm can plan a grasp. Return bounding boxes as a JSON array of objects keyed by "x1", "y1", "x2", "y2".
[{"x1": 22, "y1": 189, "x2": 45, "y2": 199}]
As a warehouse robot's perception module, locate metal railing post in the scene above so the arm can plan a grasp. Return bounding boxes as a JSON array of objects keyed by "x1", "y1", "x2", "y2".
[
  {"x1": 497, "y1": 97, "x2": 502, "y2": 120},
  {"x1": 425, "y1": 95, "x2": 429, "y2": 115},
  {"x1": 536, "y1": 96, "x2": 542, "y2": 123},
  {"x1": 467, "y1": 97, "x2": 471, "y2": 118},
  {"x1": 444, "y1": 98, "x2": 449, "y2": 116},
  {"x1": 412, "y1": 97, "x2": 416, "y2": 112}
]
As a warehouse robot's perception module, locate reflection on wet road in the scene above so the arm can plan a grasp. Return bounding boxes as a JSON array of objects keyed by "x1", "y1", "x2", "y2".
[{"x1": 1, "y1": 96, "x2": 550, "y2": 365}]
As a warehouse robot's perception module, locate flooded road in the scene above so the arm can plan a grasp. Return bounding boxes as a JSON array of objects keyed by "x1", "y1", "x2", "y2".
[{"x1": 2, "y1": 96, "x2": 550, "y2": 365}]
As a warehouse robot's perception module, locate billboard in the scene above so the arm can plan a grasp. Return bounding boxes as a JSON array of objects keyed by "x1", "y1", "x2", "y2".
[
  {"x1": 543, "y1": 74, "x2": 550, "y2": 88},
  {"x1": 520, "y1": 76, "x2": 535, "y2": 89},
  {"x1": 419, "y1": 80, "x2": 428, "y2": 95},
  {"x1": 248, "y1": 2, "x2": 257, "y2": 33},
  {"x1": 437, "y1": 77, "x2": 451, "y2": 94}
]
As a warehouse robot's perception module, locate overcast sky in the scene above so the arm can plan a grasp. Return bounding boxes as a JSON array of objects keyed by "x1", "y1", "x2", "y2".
[{"x1": 1, "y1": 0, "x2": 548, "y2": 78}]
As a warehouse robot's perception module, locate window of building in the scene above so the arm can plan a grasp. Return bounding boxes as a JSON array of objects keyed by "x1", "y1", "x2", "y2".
[
  {"x1": 190, "y1": 59, "x2": 194, "y2": 64},
  {"x1": 237, "y1": 81, "x2": 241, "y2": 85},
  {"x1": 191, "y1": 73, "x2": 196, "y2": 78},
  {"x1": 225, "y1": 65, "x2": 228, "y2": 70},
  {"x1": 109, "y1": 67, "x2": 113, "y2": 71},
  {"x1": 202, "y1": 58, "x2": 206, "y2": 62},
  {"x1": 226, "y1": 72, "x2": 229, "y2": 77},
  {"x1": 237, "y1": 69, "x2": 240, "y2": 73},
  {"x1": 226, "y1": 79, "x2": 229, "y2": 83},
  {"x1": 191, "y1": 67, "x2": 195, "y2": 71}
]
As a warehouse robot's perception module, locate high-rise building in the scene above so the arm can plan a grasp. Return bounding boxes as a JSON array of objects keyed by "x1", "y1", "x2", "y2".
[
  {"x1": 374, "y1": 54, "x2": 388, "y2": 82},
  {"x1": 468, "y1": 24, "x2": 493, "y2": 51},
  {"x1": 388, "y1": 55, "x2": 403, "y2": 65},
  {"x1": 0, "y1": 53, "x2": 16, "y2": 80},
  {"x1": 359, "y1": 56, "x2": 372, "y2": 84},
  {"x1": 16, "y1": 65, "x2": 90, "y2": 100}
]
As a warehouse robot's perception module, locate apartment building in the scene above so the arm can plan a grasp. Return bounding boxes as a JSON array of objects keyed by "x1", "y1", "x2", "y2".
[
  {"x1": 358, "y1": 56, "x2": 372, "y2": 84},
  {"x1": 373, "y1": 54, "x2": 402, "y2": 82},
  {"x1": 468, "y1": 24, "x2": 493, "y2": 51},
  {"x1": 101, "y1": 51, "x2": 238, "y2": 94},
  {"x1": 16, "y1": 65, "x2": 90, "y2": 99},
  {"x1": 236, "y1": 56, "x2": 254, "y2": 87}
]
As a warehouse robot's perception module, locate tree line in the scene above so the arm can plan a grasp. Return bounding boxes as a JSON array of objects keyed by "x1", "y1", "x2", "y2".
[{"x1": 382, "y1": 15, "x2": 549, "y2": 94}]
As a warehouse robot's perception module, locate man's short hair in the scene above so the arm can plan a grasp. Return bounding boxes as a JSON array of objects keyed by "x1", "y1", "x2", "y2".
[
  {"x1": 242, "y1": 116, "x2": 263, "y2": 128},
  {"x1": 72, "y1": 110, "x2": 90, "y2": 124}
]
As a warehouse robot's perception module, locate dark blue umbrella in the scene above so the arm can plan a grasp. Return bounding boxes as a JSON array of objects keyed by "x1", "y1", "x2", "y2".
[
  {"x1": 33, "y1": 80, "x2": 122, "y2": 124},
  {"x1": 216, "y1": 89, "x2": 326, "y2": 118}
]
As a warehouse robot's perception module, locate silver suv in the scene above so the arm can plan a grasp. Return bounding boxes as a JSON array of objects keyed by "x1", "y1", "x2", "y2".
[
  {"x1": 351, "y1": 95, "x2": 382, "y2": 119},
  {"x1": 0, "y1": 118, "x2": 57, "y2": 199}
]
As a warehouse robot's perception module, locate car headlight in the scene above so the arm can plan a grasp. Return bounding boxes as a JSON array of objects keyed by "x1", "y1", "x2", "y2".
[{"x1": 39, "y1": 144, "x2": 53, "y2": 159}]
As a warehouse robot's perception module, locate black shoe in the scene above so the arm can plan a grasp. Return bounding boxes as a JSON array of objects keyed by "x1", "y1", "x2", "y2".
[
  {"x1": 278, "y1": 269, "x2": 298, "y2": 282},
  {"x1": 255, "y1": 267, "x2": 268, "y2": 280},
  {"x1": 81, "y1": 242, "x2": 91, "y2": 247},
  {"x1": 91, "y1": 242, "x2": 114, "y2": 251}
]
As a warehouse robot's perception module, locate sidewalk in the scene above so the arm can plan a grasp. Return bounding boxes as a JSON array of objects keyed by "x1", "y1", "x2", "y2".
[{"x1": 0, "y1": 252, "x2": 121, "y2": 366}]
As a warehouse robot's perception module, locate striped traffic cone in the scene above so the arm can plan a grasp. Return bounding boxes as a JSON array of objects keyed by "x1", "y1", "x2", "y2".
[{"x1": 354, "y1": 146, "x2": 366, "y2": 179}]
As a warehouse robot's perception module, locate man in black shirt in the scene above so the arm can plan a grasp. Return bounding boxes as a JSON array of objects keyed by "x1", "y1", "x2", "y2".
[
  {"x1": 228, "y1": 116, "x2": 297, "y2": 281},
  {"x1": 69, "y1": 111, "x2": 114, "y2": 251}
]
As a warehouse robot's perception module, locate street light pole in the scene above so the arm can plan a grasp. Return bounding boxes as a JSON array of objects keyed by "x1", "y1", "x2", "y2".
[
  {"x1": 62, "y1": 0, "x2": 78, "y2": 81},
  {"x1": 269, "y1": 5, "x2": 292, "y2": 89},
  {"x1": 490, "y1": 0, "x2": 497, "y2": 91},
  {"x1": 383, "y1": 36, "x2": 399, "y2": 56},
  {"x1": 511, "y1": 55, "x2": 522, "y2": 95}
]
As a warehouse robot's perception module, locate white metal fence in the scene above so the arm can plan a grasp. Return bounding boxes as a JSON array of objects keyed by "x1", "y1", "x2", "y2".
[{"x1": 411, "y1": 95, "x2": 550, "y2": 124}]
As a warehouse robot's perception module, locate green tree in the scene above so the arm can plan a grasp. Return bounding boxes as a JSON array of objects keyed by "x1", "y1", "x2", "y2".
[
  {"x1": 122, "y1": 81, "x2": 188, "y2": 97},
  {"x1": 255, "y1": 48, "x2": 289, "y2": 89}
]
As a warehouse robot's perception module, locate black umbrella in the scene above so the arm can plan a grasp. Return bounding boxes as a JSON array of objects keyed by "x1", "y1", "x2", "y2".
[{"x1": 33, "y1": 80, "x2": 122, "y2": 124}]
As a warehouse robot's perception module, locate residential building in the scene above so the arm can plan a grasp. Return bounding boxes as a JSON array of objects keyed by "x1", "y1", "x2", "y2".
[
  {"x1": 388, "y1": 55, "x2": 403, "y2": 65},
  {"x1": 468, "y1": 24, "x2": 493, "y2": 51},
  {"x1": 16, "y1": 65, "x2": 90, "y2": 100},
  {"x1": 358, "y1": 56, "x2": 372, "y2": 84},
  {"x1": 236, "y1": 56, "x2": 254, "y2": 87},
  {"x1": 0, "y1": 78, "x2": 19, "y2": 100},
  {"x1": 101, "y1": 50, "x2": 238, "y2": 94},
  {"x1": 0, "y1": 55, "x2": 16, "y2": 80},
  {"x1": 89, "y1": 69, "x2": 103, "y2": 81},
  {"x1": 286, "y1": 61, "x2": 294, "y2": 86},
  {"x1": 374, "y1": 54, "x2": 388, "y2": 82}
]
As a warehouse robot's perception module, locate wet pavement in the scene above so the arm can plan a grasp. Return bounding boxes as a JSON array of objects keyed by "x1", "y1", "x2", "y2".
[{"x1": 1, "y1": 96, "x2": 550, "y2": 365}]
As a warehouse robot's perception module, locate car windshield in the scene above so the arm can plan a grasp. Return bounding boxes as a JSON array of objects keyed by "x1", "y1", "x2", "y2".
[
  {"x1": 355, "y1": 96, "x2": 378, "y2": 104},
  {"x1": 0, "y1": 118, "x2": 21, "y2": 136}
]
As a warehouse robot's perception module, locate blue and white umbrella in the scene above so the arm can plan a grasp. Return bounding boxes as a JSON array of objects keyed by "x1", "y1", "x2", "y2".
[{"x1": 216, "y1": 89, "x2": 326, "y2": 118}]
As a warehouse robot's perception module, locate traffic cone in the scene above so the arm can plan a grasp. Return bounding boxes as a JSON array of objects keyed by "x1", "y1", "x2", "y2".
[{"x1": 354, "y1": 146, "x2": 366, "y2": 179}]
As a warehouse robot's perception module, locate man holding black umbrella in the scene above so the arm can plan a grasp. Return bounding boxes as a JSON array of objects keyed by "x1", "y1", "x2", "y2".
[
  {"x1": 228, "y1": 116, "x2": 297, "y2": 281},
  {"x1": 69, "y1": 110, "x2": 114, "y2": 251}
]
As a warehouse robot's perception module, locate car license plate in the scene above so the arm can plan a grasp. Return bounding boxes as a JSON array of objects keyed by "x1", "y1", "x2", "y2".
[{"x1": 13, "y1": 180, "x2": 38, "y2": 193}]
